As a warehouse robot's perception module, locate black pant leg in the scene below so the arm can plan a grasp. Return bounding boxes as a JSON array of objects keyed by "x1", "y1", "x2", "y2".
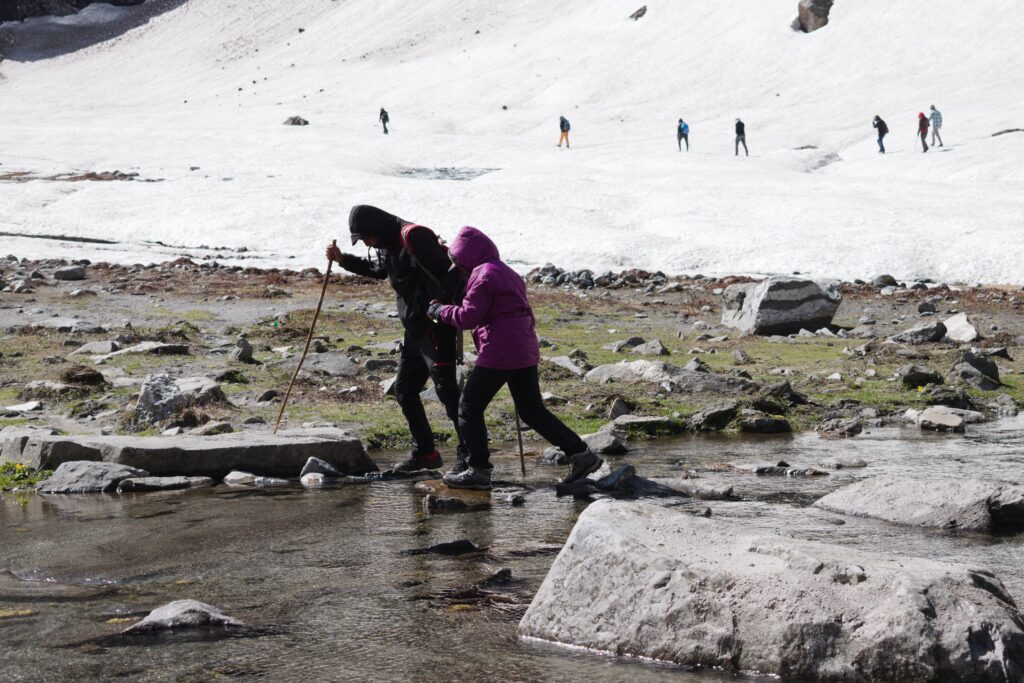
[
  {"x1": 419, "y1": 324, "x2": 464, "y2": 451},
  {"x1": 506, "y1": 366, "x2": 587, "y2": 456},
  {"x1": 394, "y1": 331, "x2": 433, "y2": 455},
  {"x1": 458, "y1": 366, "x2": 511, "y2": 468}
]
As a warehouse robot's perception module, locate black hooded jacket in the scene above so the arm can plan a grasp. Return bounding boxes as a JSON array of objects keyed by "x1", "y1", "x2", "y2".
[{"x1": 339, "y1": 205, "x2": 461, "y2": 333}]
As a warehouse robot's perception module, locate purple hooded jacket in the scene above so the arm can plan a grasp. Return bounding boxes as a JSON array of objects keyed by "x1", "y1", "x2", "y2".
[{"x1": 436, "y1": 226, "x2": 539, "y2": 370}]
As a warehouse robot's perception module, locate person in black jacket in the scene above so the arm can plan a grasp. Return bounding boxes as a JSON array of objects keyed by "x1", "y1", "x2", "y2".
[
  {"x1": 735, "y1": 118, "x2": 748, "y2": 156},
  {"x1": 558, "y1": 116, "x2": 570, "y2": 148},
  {"x1": 379, "y1": 108, "x2": 389, "y2": 134},
  {"x1": 872, "y1": 115, "x2": 889, "y2": 154},
  {"x1": 326, "y1": 205, "x2": 466, "y2": 473}
]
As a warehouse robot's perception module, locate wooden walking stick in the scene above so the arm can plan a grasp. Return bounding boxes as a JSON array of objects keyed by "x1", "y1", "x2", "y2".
[
  {"x1": 274, "y1": 240, "x2": 336, "y2": 434},
  {"x1": 514, "y1": 408, "x2": 526, "y2": 477}
]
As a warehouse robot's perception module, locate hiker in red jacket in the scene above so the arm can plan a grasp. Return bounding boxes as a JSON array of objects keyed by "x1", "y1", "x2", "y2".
[
  {"x1": 428, "y1": 226, "x2": 603, "y2": 490},
  {"x1": 326, "y1": 205, "x2": 466, "y2": 473},
  {"x1": 917, "y1": 112, "x2": 930, "y2": 153}
]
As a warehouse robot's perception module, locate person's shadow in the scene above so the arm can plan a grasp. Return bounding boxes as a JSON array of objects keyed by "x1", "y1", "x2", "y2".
[{"x1": 1, "y1": 0, "x2": 187, "y2": 63}]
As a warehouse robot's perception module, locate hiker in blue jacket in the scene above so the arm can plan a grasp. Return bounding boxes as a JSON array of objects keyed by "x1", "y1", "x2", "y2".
[{"x1": 677, "y1": 119, "x2": 690, "y2": 151}]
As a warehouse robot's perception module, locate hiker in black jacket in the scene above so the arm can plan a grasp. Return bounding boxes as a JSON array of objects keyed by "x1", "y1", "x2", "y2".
[
  {"x1": 873, "y1": 115, "x2": 889, "y2": 153},
  {"x1": 735, "y1": 118, "x2": 748, "y2": 156},
  {"x1": 379, "y1": 108, "x2": 389, "y2": 134},
  {"x1": 326, "y1": 205, "x2": 466, "y2": 473}
]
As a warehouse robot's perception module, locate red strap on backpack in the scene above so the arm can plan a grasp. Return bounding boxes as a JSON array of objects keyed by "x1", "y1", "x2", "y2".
[{"x1": 399, "y1": 223, "x2": 444, "y2": 287}]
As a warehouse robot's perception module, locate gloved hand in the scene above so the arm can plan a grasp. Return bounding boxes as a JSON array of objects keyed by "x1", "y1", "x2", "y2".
[{"x1": 427, "y1": 300, "x2": 444, "y2": 322}]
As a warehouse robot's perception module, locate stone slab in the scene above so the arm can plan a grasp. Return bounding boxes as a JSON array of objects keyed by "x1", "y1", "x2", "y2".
[
  {"x1": 9, "y1": 429, "x2": 375, "y2": 478},
  {"x1": 519, "y1": 500, "x2": 1024, "y2": 680}
]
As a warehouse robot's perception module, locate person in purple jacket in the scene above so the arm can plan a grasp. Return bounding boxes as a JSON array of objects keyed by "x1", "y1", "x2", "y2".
[{"x1": 427, "y1": 226, "x2": 603, "y2": 490}]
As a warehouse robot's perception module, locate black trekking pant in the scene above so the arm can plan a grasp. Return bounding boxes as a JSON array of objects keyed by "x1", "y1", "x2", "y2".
[
  {"x1": 678, "y1": 134, "x2": 689, "y2": 151},
  {"x1": 735, "y1": 134, "x2": 748, "y2": 156},
  {"x1": 459, "y1": 365, "x2": 586, "y2": 469},
  {"x1": 877, "y1": 134, "x2": 886, "y2": 153},
  {"x1": 920, "y1": 131, "x2": 928, "y2": 152},
  {"x1": 394, "y1": 326, "x2": 462, "y2": 456}
]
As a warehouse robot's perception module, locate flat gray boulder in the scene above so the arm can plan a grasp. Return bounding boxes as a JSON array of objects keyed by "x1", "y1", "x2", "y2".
[
  {"x1": 520, "y1": 500, "x2": 1024, "y2": 680},
  {"x1": 276, "y1": 351, "x2": 358, "y2": 378},
  {"x1": 690, "y1": 401, "x2": 738, "y2": 431},
  {"x1": 918, "y1": 405, "x2": 969, "y2": 433},
  {"x1": 11, "y1": 429, "x2": 375, "y2": 478},
  {"x1": 123, "y1": 600, "x2": 242, "y2": 633},
  {"x1": 38, "y1": 461, "x2": 149, "y2": 493},
  {"x1": 54, "y1": 265, "x2": 86, "y2": 281},
  {"x1": 175, "y1": 377, "x2": 227, "y2": 405},
  {"x1": 721, "y1": 277, "x2": 840, "y2": 336},
  {"x1": 814, "y1": 477, "x2": 1024, "y2": 531}
]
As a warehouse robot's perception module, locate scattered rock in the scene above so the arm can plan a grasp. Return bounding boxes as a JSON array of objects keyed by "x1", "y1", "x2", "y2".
[
  {"x1": 230, "y1": 336, "x2": 254, "y2": 363},
  {"x1": 582, "y1": 431, "x2": 629, "y2": 455},
  {"x1": 943, "y1": 312, "x2": 979, "y2": 343},
  {"x1": 630, "y1": 339, "x2": 669, "y2": 356},
  {"x1": 123, "y1": 600, "x2": 243, "y2": 634},
  {"x1": 68, "y1": 340, "x2": 119, "y2": 356},
  {"x1": 918, "y1": 405, "x2": 966, "y2": 433},
  {"x1": 731, "y1": 348, "x2": 751, "y2": 365},
  {"x1": 54, "y1": 265, "x2": 86, "y2": 281},
  {"x1": 818, "y1": 456, "x2": 868, "y2": 469},
  {"x1": 135, "y1": 374, "x2": 187, "y2": 426},
  {"x1": 689, "y1": 401, "x2": 738, "y2": 431},
  {"x1": 950, "y1": 349, "x2": 1001, "y2": 391},
  {"x1": 423, "y1": 494, "x2": 490, "y2": 514},
  {"x1": 193, "y1": 421, "x2": 234, "y2": 436},
  {"x1": 585, "y1": 360, "x2": 756, "y2": 394},
  {"x1": 898, "y1": 364, "x2": 943, "y2": 388},
  {"x1": 738, "y1": 412, "x2": 791, "y2": 434},
  {"x1": 818, "y1": 417, "x2": 862, "y2": 438},
  {"x1": 283, "y1": 116, "x2": 309, "y2": 126},
  {"x1": 606, "y1": 396, "x2": 631, "y2": 419},
  {"x1": 815, "y1": 477, "x2": 1024, "y2": 531},
  {"x1": 721, "y1": 277, "x2": 840, "y2": 336},
  {"x1": 890, "y1": 321, "x2": 946, "y2": 345},
  {"x1": 38, "y1": 461, "x2": 149, "y2": 494},
  {"x1": 175, "y1": 377, "x2": 227, "y2": 406},
  {"x1": 299, "y1": 456, "x2": 341, "y2": 478}
]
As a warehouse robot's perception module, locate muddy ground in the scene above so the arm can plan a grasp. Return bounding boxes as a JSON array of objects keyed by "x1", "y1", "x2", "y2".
[{"x1": 2, "y1": 256, "x2": 1022, "y2": 461}]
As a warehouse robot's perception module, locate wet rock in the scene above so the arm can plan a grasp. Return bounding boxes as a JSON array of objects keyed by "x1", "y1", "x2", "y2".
[
  {"x1": 520, "y1": 500, "x2": 1024, "y2": 680},
  {"x1": 818, "y1": 456, "x2": 868, "y2": 469},
  {"x1": 599, "y1": 414, "x2": 683, "y2": 437},
  {"x1": 38, "y1": 461, "x2": 149, "y2": 493},
  {"x1": 721, "y1": 277, "x2": 840, "y2": 336},
  {"x1": 405, "y1": 539, "x2": 485, "y2": 556},
  {"x1": 817, "y1": 417, "x2": 862, "y2": 438},
  {"x1": 423, "y1": 494, "x2": 490, "y2": 514},
  {"x1": 890, "y1": 320, "x2": 946, "y2": 345},
  {"x1": 985, "y1": 394, "x2": 1019, "y2": 418},
  {"x1": 647, "y1": 479, "x2": 734, "y2": 500},
  {"x1": 223, "y1": 470, "x2": 255, "y2": 486},
  {"x1": 738, "y1": 412, "x2": 791, "y2": 434},
  {"x1": 689, "y1": 401, "x2": 738, "y2": 431},
  {"x1": 300, "y1": 456, "x2": 341, "y2": 478},
  {"x1": 135, "y1": 374, "x2": 187, "y2": 425},
  {"x1": 229, "y1": 336, "x2": 253, "y2": 363},
  {"x1": 750, "y1": 461, "x2": 828, "y2": 477},
  {"x1": 300, "y1": 472, "x2": 325, "y2": 487},
  {"x1": 815, "y1": 477, "x2": 1024, "y2": 531},
  {"x1": 117, "y1": 476, "x2": 213, "y2": 492},
  {"x1": 540, "y1": 447, "x2": 570, "y2": 465},
  {"x1": 123, "y1": 600, "x2": 243, "y2": 634},
  {"x1": 54, "y1": 265, "x2": 86, "y2": 281},
  {"x1": 918, "y1": 405, "x2": 967, "y2": 433},
  {"x1": 943, "y1": 312, "x2": 979, "y2": 343},
  {"x1": 582, "y1": 430, "x2": 628, "y2": 455},
  {"x1": 898, "y1": 364, "x2": 943, "y2": 388}
]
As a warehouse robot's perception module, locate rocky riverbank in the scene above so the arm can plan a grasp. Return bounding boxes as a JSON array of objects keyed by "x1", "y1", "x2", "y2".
[{"x1": 2, "y1": 255, "x2": 1023, "y2": 488}]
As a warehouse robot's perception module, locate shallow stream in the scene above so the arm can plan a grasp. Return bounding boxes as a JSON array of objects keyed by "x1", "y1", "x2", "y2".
[{"x1": 2, "y1": 418, "x2": 1023, "y2": 681}]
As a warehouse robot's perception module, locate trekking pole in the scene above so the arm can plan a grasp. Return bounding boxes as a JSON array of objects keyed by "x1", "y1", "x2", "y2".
[
  {"x1": 514, "y1": 409, "x2": 526, "y2": 477},
  {"x1": 274, "y1": 240, "x2": 336, "y2": 434}
]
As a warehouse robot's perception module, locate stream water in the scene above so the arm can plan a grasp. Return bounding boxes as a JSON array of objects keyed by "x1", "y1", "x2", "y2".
[{"x1": 2, "y1": 418, "x2": 1023, "y2": 682}]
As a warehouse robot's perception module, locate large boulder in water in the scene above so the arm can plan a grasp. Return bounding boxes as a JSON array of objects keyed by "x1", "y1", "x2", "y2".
[
  {"x1": 720, "y1": 277, "x2": 840, "y2": 336},
  {"x1": 814, "y1": 477, "x2": 1024, "y2": 531},
  {"x1": 519, "y1": 499, "x2": 1024, "y2": 680},
  {"x1": 38, "y1": 461, "x2": 148, "y2": 493}
]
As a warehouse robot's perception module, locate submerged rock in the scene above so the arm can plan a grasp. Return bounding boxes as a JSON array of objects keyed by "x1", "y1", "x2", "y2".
[
  {"x1": 519, "y1": 500, "x2": 1024, "y2": 680},
  {"x1": 117, "y1": 476, "x2": 213, "y2": 492},
  {"x1": 815, "y1": 477, "x2": 1024, "y2": 531},
  {"x1": 123, "y1": 600, "x2": 243, "y2": 633}
]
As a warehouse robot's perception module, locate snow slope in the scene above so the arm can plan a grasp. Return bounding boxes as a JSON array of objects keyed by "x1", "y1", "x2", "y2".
[{"x1": 1, "y1": 0, "x2": 1023, "y2": 282}]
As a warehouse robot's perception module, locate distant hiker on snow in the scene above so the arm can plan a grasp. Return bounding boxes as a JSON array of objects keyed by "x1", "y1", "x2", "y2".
[
  {"x1": 735, "y1": 118, "x2": 748, "y2": 156},
  {"x1": 427, "y1": 226, "x2": 604, "y2": 490},
  {"x1": 677, "y1": 118, "x2": 690, "y2": 151},
  {"x1": 558, "y1": 116, "x2": 571, "y2": 148},
  {"x1": 929, "y1": 105, "x2": 944, "y2": 147},
  {"x1": 873, "y1": 115, "x2": 889, "y2": 153},
  {"x1": 326, "y1": 205, "x2": 467, "y2": 474},
  {"x1": 379, "y1": 107, "x2": 389, "y2": 135},
  {"x1": 917, "y1": 112, "x2": 930, "y2": 152}
]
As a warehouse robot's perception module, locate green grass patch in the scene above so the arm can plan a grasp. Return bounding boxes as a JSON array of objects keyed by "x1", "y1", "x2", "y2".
[{"x1": 0, "y1": 463, "x2": 52, "y2": 491}]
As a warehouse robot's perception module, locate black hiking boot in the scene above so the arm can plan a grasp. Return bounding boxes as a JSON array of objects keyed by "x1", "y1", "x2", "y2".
[
  {"x1": 393, "y1": 449, "x2": 443, "y2": 473},
  {"x1": 562, "y1": 448, "x2": 603, "y2": 485},
  {"x1": 446, "y1": 445, "x2": 470, "y2": 477},
  {"x1": 443, "y1": 466, "x2": 492, "y2": 491}
]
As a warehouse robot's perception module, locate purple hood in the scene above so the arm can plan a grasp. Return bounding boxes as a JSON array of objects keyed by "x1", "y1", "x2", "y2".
[{"x1": 436, "y1": 226, "x2": 539, "y2": 370}]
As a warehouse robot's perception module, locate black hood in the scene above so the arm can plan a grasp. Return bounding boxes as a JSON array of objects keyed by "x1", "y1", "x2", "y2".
[{"x1": 348, "y1": 205, "x2": 405, "y2": 248}]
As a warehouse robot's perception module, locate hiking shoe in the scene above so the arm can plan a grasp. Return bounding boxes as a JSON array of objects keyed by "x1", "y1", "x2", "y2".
[
  {"x1": 393, "y1": 449, "x2": 443, "y2": 473},
  {"x1": 446, "y1": 452, "x2": 470, "y2": 477},
  {"x1": 443, "y1": 466, "x2": 492, "y2": 491},
  {"x1": 562, "y1": 448, "x2": 603, "y2": 484}
]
